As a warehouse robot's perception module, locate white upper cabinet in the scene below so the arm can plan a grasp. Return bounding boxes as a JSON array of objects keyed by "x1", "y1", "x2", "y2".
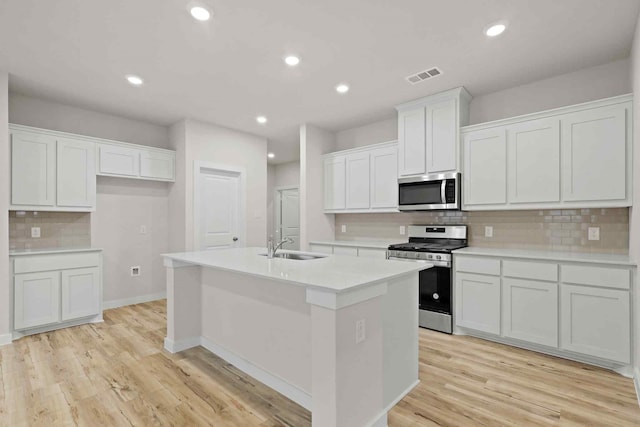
[
  {"x1": 98, "y1": 143, "x2": 140, "y2": 177},
  {"x1": 426, "y1": 98, "x2": 458, "y2": 173},
  {"x1": 370, "y1": 145, "x2": 398, "y2": 209},
  {"x1": 324, "y1": 142, "x2": 398, "y2": 213},
  {"x1": 345, "y1": 152, "x2": 370, "y2": 209},
  {"x1": 461, "y1": 95, "x2": 632, "y2": 210},
  {"x1": 11, "y1": 126, "x2": 96, "y2": 211},
  {"x1": 11, "y1": 130, "x2": 56, "y2": 207},
  {"x1": 561, "y1": 105, "x2": 627, "y2": 203},
  {"x1": 98, "y1": 142, "x2": 176, "y2": 182},
  {"x1": 463, "y1": 128, "x2": 507, "y2": 206},
  {"x1": 324, "y1": 155, "x2": 346, "y2": 210},
  {"x1": 398, "y1": 108, "x2": 426, "y2": 176},
  {"x1": 396, "y1": 87, "x2": 471, "y2": 177},
  {"x1": 507, "y1": 118, "x2": 560, "y2": 204},
  {"x1": 140, "y1": 149, "x2": 175, "y2": 181},
  {"x1": 57, "y1": 138, "x2": 96, "y2": 208}
]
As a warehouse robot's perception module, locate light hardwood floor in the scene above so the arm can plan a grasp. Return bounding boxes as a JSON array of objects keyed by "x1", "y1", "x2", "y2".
[{"x1": 0, "y1": 300, "x2": 638, "y2": 426}]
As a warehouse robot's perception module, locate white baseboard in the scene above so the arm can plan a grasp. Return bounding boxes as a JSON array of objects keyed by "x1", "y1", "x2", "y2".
[
  {"x1": 634, "y1": 368, "x2": 640, "y2": 408},
  {"x1": 365, "y1": 379, "x2": 420, "y2": 427},
  {"x1": 0, "y1": 333, "x2": 13, "y2": 346},
  {"x1": 199, "y1": 336, "x2": 313, "y2": 411},
  {"x1": 164, "y1": 336, "x2": 201, "y2": 353},
  {"x1": 103, "y1": 292, "x2": 166, "y2": 310}
]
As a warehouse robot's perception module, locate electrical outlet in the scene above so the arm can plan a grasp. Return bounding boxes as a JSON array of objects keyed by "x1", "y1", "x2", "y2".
[
  {"x1": 131, "y1": 266, "x2": 141, "y2": 277},
  {"x1": 485, "y1": 226, "x2": 493, "y2": 238},
  {"x1": 356, "y1": 319, "x2": 366, "y2": 344},
  {"x1": 588, "y1": 227, "x2": 600, "y2": 241},
  {"x1": 31, "y1": 227, "x2": 41, "y2": 238},
  {"x1": 399, "y1": 226, "x2": 406, "y2": 235},
  {"x1": 341, "y1": 225, "x2": 347, "y2": 233}
]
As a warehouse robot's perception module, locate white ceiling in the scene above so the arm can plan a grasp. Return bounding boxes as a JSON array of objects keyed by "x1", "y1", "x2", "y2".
[{"x1": 0, "y1": 0, "x2": 638, "y2": 163}]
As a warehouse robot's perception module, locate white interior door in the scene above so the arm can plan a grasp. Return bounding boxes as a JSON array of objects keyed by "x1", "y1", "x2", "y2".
[
  {"x1": 196, "y1": 166, "x2": 243, "y2": 250},
  {"x1": 277, "y1": 188, "x2": 299, "y2": 250}
]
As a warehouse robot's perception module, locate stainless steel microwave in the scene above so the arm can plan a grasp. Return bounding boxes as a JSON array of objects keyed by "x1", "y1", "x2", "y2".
[{"x1": 398, "y1": 172, "x2": 461, "y2": 211}]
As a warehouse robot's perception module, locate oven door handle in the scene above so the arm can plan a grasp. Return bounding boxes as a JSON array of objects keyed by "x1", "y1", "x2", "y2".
[{"x1": 387, "y1": 257, "x2": 450, "y2": 268}]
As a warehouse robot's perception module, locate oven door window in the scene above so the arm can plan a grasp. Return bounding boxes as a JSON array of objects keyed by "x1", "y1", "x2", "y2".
[
  {"x1": 419, "y1": 266, "x2": 451, "y2": 314},
  {"x1": 399, "y1": 181, "x2": 443, "y2": 206}
]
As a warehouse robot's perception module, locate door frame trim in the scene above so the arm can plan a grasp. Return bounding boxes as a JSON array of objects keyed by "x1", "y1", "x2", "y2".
[
  {"x1": 273, "y1": 185, "x2": 299, "y2": 241},
  {"x1": 193, "y1": 161, "x2": 247, "y2": 251}
]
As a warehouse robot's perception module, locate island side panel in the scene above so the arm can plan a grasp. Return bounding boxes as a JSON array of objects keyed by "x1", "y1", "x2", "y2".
[
  {"x1": 383, "y1": 272, "x2": 419, "y2": 407},
  {"x1": 199, "y1": 267, "x2": 312, "y2": 397},
  {"x1": 311, "y1": 297, "x2": 385, "y2": 427},
  {"x1": 165, "y1": 264, "x2": 202, "y2": 352}
]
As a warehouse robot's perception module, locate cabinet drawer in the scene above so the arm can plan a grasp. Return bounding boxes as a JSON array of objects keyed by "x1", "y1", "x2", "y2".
[
  {"x1": 333, "y1": 246, "x2": 358, "y2": 257},
  {"x1": 503, "y1": 260, "x2": 558, "y2": 282},
  {"x1": 309, "y1": 244, "x2": 333, "y2": 255},
  {"x1": 357, "y1": 248, "x2": 388, "y2": 259},
  {"x1": 562, "y1": 265, "x2": 630, "y2": 290},
  {"x1": 455, "y1": 256, "x2": 500, "y2": 276},
  {"x1": 14, "y1": 253, "x2": 100, "y2": 274}
]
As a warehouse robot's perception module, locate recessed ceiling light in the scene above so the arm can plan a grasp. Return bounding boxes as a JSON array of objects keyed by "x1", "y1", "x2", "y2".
[
  {"x1": 256, "y1": 116, "x2": 268, "y2": 124},
  {"x1": 335, "y1": 84, "x2": 350, "y2": 94},
  {"x1": 485, "y1": 22, "x2": 507, "y2": 37},
  {"x1": 267, "y1": 153, "x2": 275, "y2": 158},
  {"x1": 190, "y1": 6, "x2": 211, "y2": 21},
  {"x1": 126, "y1": 75, "x2": 144, "y2": 86},
  {"x1": 284, "y1": 56, "x2": 300, "y2": 66}
]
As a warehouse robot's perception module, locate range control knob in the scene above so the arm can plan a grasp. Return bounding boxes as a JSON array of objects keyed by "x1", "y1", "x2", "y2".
[
  {"x1": 433, "y1": 293, "x2": 440, "y2": 300},
  {"x1": 436, "y1": 255, "x2": 442, "y2": 260},
  {"x1": 427, "y1": 254, "x2": 433, "y2": 259}
]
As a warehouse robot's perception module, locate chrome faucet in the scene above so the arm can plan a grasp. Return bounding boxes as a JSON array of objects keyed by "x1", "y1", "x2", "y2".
[{"x1": 267, "y1": 235, "x2": 294, "y2": 258}]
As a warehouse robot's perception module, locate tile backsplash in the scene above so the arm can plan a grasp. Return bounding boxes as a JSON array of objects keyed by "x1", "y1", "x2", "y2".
[
  {"x1": 335, "y1": 208, "x2": 629, "y2": 254},
  {"x1": 9, "y1": 211, "x2": 91, "y2": 251}
]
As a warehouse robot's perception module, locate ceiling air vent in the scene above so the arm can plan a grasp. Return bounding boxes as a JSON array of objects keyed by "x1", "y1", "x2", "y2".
[{"x1": 405, "y1": 67, "x2": 443, "y2": 85}]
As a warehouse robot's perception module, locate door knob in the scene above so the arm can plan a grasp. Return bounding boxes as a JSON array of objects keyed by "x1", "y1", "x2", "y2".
[{"x1": 232, "y1": 237, "x2": 238, "y2": 241}]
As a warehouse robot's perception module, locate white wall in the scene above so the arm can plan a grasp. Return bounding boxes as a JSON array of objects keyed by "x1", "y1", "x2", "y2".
[
  {"x1": 300, "y1": 124, "x2": 335, "y2": 250},
  {"x1": 169, "y1": 119, "x2": 268, "y2": 251},
  {"x1": 335, "y1": 118, "x2": 397, "y2": 152},
  {"x1": 0, "y1": 72, "x2": 9, "y2": 340},
  {"x1": 168, "y1": 120, "x2": 187, "y2": 252},
  {"x1": 92, "y1": 178, "x2": 169, "y2": 304},
  {"x1": 629, "y1": 12, "x2": 640, "y2": 380},
  {"x1": 469, "y1": 58, "x2": 631, "y2": 124},
  {"x1": 9, "y1": 93, "x2": 170, "y2": 148},
  {"x1": 267, "y1": 164, "x2": 276, "y2": 238},
  {"x1": 9, "y1": 94, "x2": 172, "y2": 306},
  {"x1": 274, "y1": 161, "x2": 300, "y2": 188}
]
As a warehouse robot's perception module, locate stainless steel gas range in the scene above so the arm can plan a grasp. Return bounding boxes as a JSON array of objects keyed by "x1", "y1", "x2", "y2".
[{"x1": 387, "y1": 225, "x2": 468, "y2": 334}]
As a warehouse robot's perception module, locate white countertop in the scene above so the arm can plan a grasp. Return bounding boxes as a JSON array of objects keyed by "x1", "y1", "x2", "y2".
[
  {"x1": 453, "y1": 247, "x2": 635, "y2": 266},
  {"x1": 9, "y1": 247, "x2": 103, "y2": 256},
  {"x1": 309, "y1": 240, "x2": 404, "y2": 249},
  {"x1": 163, "y1": 247, "x2": 430, "y2": 292}
]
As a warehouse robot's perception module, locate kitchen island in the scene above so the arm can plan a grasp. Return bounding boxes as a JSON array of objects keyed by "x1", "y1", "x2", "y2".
[{"x1": 162, "y1": 247, "x2": 430, "y2": 427}]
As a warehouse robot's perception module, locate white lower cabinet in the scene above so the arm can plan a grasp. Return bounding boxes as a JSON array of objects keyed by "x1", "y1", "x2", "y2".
[
  {"x1": 12, "y1": 251, "x2": 103, "y2": 334},
  {"x1": 455, "y1": 272, "x2": 501, "y2": 334},
  {"x1": 560, "y1": 284, "x2": 630, "y2": 364},
  {"x1": 454, "y1": 253, "x2": 633, "y2": 368},
  {"x1": 308, "y1": 243, "x2": 388, "y2": 259},
  {"x1": 14, "y1": 271, "x2": 61, "y2": 330},
  {"x1": 503, "y1": 278, "x2": 557, "y2": 347},
  {"x1": 61, "y1": 267, "x2": 101, "y2": 321},
  {"x1": 333, "y1": 246, "x2": 359, "y2": 257}
]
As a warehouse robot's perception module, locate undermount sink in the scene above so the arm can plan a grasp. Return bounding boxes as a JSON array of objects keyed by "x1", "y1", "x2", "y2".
[{"x1": 259, "y1": 252, "x2": 326, "y2": 260}]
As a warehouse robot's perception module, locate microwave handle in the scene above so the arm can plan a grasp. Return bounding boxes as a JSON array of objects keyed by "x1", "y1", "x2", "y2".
[{"x1": 441, "y1": 179, "x2": 447, "y2": 204}]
